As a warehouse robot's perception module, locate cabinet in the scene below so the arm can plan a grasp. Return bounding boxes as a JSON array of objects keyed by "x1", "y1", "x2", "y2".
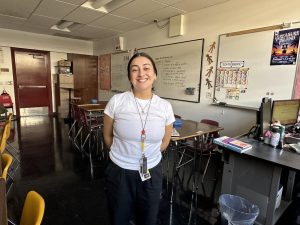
[
  {"x1": 54, "y1": 74, "x2": 74, "y2": 118},
  {"x1": 221, "y1": 136, "x2": 299, "y2": 225},
  {"x1": 67, "y1": 54, "x2": 98, "y2": 103}
]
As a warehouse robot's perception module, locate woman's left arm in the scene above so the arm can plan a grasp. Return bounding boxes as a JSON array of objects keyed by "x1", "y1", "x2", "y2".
[{"x1": 160, "y1": 123, "x2": 173, "y2": 151}]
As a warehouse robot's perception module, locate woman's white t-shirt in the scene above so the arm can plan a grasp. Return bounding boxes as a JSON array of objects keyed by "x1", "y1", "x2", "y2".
[{"x1": 104, "y1": 91, "x2": 175, "y2": 170}]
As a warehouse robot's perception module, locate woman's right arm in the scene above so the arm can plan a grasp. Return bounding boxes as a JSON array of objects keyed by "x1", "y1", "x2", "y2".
[{"x1": 103, "y1": 114, "x2": 114, "y2": 149}]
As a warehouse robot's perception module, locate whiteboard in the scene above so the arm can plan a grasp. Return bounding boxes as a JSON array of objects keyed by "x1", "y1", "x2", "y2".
[
  {"x1": 215, "y1": 29, "x2": 298, "y2": 109},
  {"x1": 139, "y1": 39, "x2": 204, "y2": 102},
  {"x1": 111, "y1": 51, "x2": 131, "y2": 92}
]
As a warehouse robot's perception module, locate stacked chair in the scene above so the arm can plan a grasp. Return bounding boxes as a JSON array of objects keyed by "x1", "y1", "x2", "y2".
[
  {"x1": 68, "y1": 103, "x2": 105, "y2": 178},
  {"x1": 0, "y1": 113, "x2": 16, "y2": 193},
  {"x1": 1, "y1": 153, "x2": 13, "y2": 181}
]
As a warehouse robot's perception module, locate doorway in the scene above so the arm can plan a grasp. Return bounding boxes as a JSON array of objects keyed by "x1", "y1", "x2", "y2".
[{"x1": 11, "y1": 48, "x2": 52, "y2": 117}]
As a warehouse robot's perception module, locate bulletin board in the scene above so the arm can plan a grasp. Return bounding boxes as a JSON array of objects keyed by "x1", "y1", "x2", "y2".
[
  {"x1": 138, "y1": 39, "x2": 204, "y2": 102},
  {"x1": 214, "y1": 28, "x2": 299, "y2": 109}
]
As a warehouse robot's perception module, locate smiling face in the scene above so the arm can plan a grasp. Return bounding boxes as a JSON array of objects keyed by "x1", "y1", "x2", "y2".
[{"x1": 129, "y1": 56, "x2": 157, "y2": 96}]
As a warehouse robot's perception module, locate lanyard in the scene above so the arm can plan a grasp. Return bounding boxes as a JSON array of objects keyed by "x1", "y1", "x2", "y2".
[{"x1": 134, "y1": 94, "x2": 153, "y2": 154}]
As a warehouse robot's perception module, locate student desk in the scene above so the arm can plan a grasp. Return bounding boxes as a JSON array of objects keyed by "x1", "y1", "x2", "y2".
[
  {"x1": 76, "y1": 103, "x2": 107, "y2": 178},
  {"x1": 221, "y1": 136, "x2": 300, "y2": 225},
  {"x1": 78, "y1": 102, "x2": 107, "y2": 112},
  {"x1": 170, "y1": 120, "x2": 223, "y2": 205},
  {"x1": 0, "y1": 178, "x2": 8, "y2": 225}
]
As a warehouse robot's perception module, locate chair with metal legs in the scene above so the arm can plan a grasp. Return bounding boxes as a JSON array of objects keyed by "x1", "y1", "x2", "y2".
[
  {"x1": 1, "y1": 153, "x2": 13, "y2": 180},
  {"x1": 71, "y1": 104, "x2": 84, "y2": 152},
  {"x1": 3, "y1": 113, "x2": 20, "y2": 163},
  {"x1": 1, "y1": 153, "x2": 14, "y2": 193},
  {"x1": 68, "y1": 103, "x2": 77, "y2": 140},
  {"x1": 78, "y1": 107, "x2": 103, "y2": 178},
  {"x1": 188, "y1": 119, "x2": 220, "y2": 201},
  {"x1": 8, "y1": 190, "x2": 45, "y2": 225}
]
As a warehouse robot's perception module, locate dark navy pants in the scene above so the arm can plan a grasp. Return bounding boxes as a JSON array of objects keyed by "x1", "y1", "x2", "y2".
[{"x1": 105, "y1": 160, "x2": 162, "y2": 225}]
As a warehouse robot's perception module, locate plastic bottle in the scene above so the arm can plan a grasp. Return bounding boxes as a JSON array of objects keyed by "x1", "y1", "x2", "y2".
[{"x1": 270, "y1": 127, "x2": 280, "y2": 148}]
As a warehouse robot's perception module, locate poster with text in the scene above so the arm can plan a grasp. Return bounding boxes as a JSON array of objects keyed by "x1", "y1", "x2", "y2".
[{"x1": 270, "y1": 28, "x2": 300, "y2": 65}]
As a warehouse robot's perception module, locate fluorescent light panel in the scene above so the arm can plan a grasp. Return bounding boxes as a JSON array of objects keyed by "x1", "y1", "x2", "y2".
[
  {"x1": 82, "y1": 0, "x2": 134, "y2": 13},
  {"x1": 57, "y1": 20, "x2": 74, "y2": 29},
  {"x1": 91, "y1": 0, "x2": 113, "y2": 9},
  {"x1": 51, "y1": 20, "x2": 81, "y2": 32}
]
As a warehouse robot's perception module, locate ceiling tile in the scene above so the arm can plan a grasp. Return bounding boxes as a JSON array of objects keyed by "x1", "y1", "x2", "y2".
[
  {"x1": 26, "y1": 14, "x2": 60, "y2": 29},
  {"x1": 53, "y1": 32, "x2": 91, "y2": 40},
  {"x1": 112, "y1": 20, "x2": 147, "y2": 32},
  {"x1": 153, "y1": 0, "x2": 183, "y2": 5},
  {"x1": 17, "y1": 24, "x2": 57, "y2": 36},
  {"x1": 71, "y1": 25, "x2": 106, "y2": 35},
  {"x1": 92, "y1": 29, "x2": 121, "y2": 40},
  {"x1": 34, "y1": 0, "x2": 78, "y2": 19},
  {"x1": 70, "y1": 25, "x2": 120, "y2": 40},
  {"x1": 89, "y1": 14, "x2": 129, "y2": 28},
  {"x1": 172, "y1": 0, "x2": 229, "y2": 12},
  {"x1": 64, "y1": 6, "x2": 106, "y2": 24},
  {"x1": 0, "y1": 0, "x2": 233, "y2": 41},
  {"x1": 111, "y1": 0, "x2": 167, "y2": 19},
  {"x1": 0, "y1": 0, "x2": 41, "y2": 18},
  {"x1": 0, "y1": 14, "x2": 26, "y2": 30},
  {"x1": 137, "y1": 5, "x2": 184, "y2": 23},
  {"x1": 59, "y1": 0, "x2": 87, "y2": 5}
]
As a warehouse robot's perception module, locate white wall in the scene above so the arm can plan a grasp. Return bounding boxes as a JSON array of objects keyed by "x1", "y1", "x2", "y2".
[
  {"x1": 0, "y1": 28, "x2": 93, "y2": 113},
  {"x1": 93, "y1": 0, "x2": 300, "y2": 136},
  {"x1": 0, "y1": 46, "x2": 15, "y2": 114},
  {"x1": 0, "y1": 28, "x2": 93, "y2": 54}
]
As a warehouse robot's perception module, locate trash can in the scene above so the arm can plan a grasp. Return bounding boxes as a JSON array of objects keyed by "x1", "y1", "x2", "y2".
[{"x1": 219, "y1": 194, "x2": 259, "y2": 225}]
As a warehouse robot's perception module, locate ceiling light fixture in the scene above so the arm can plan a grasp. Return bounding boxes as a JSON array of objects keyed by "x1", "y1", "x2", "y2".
[
  {"x1": 57, "y1": 20, "x2": 74, "y2": 29},
  {"x1": 51, "y1": 20, "x2": 80, "y2": 32},
  {"x1": 81, "y1": 0, "x2": 133, "y2": 13},
  {"x1": 91, "y1": 0, "x2": 113, "y2": 9}
]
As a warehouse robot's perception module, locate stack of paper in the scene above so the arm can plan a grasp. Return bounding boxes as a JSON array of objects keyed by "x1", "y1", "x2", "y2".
[
  {"x1": 171, "y1": 128, "x2": 180, "y2": 137},
  {"x1": 289, "y1": 143, "x2": 300, "y2": 154}
]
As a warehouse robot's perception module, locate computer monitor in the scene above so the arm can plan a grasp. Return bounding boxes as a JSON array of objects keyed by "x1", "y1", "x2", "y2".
[
  {"x1": 271, "y1": 99, "x2": 300, "y2": 126},
  {"x1": 260, "y1": 99, "x2": 272, "y2": 137}
]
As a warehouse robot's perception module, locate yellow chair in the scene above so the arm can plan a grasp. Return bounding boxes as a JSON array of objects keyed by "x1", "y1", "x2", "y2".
[
  {"x1": 0, "y1": 120, "x2": 10, "y2": 154},
  {"x1": 9, "y1": 191, "x2": 45, "y2": 225},
  {"x1": 5, "y1": 113, "x2": 13, "y2": 140},
  {"x1": 2, "y1": 113, "x2": 20, "y2": 165},
  {"x1": 1, "y1": 153, "x2": 13, "y2": 180}
]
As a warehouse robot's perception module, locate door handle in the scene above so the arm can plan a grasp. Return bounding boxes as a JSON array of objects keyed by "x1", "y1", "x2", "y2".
[{"x1": 18, "y1": 85, "x2": 47, "y2": 89}]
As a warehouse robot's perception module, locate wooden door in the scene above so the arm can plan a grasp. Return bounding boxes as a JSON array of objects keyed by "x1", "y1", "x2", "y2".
[{"x1": 11, "y1": 48, "x2": 52, "y2": 117}]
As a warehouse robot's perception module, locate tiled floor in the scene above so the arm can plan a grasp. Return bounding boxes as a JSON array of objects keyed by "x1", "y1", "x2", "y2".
[
  {"x1": 5, "y1": 115, "x2": 300, "y2": 225},
  {"x1": 6, "y1": 116, "x2": 221, "y2": 225}
]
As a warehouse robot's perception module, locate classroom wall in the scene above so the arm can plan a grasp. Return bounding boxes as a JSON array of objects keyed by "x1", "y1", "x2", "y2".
[
  {"x1": 94, "y1": 0, "x2": 300, "y2": 136},
  {"x1": 0, "y1": 28, "x2": 93, "y2": 113}
]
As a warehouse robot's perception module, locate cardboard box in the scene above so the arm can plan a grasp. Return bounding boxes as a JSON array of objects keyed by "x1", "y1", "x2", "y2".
[
  {"x1": 58, "y1": 60, "x2": 71, "y2": 67},
  {"x1": 60, "y1": 74, "x2": 73, "y2": 85}
]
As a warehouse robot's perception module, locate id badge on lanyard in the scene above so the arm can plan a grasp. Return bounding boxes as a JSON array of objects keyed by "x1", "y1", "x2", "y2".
[{"x1": 139, "y1": 132, "x2": 151, "y2": 181}]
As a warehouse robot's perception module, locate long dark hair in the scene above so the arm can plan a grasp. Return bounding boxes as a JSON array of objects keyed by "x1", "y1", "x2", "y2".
[{"x1": 127, "y1": 52, "x2": 158, "y2": 83}]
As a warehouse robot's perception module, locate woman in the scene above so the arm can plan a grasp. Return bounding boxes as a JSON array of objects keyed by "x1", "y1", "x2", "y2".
[{"x1": 103, "y1": 52, "x2": 175, "y2": 225}]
